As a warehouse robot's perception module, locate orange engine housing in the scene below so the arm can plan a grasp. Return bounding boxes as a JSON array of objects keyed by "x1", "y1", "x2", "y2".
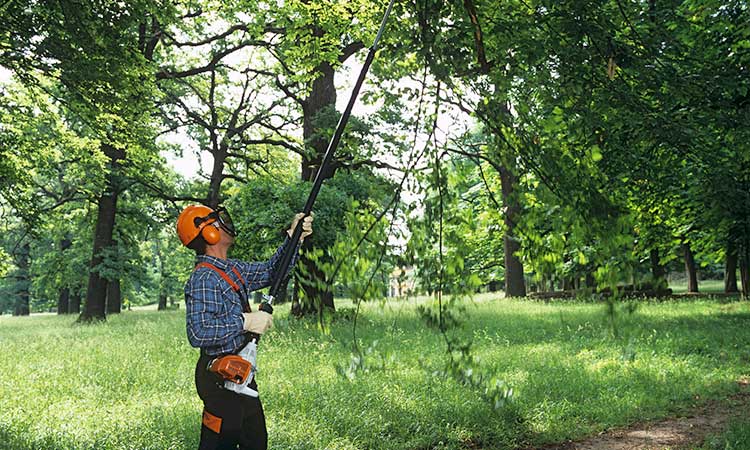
[{"x1": 208, "y1": 355, "x2": 253, "y2": 384}]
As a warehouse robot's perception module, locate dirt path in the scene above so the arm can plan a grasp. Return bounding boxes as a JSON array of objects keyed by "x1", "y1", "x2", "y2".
[{"x1": 540, "y1": 380, "x2": 750, "y2": 450}]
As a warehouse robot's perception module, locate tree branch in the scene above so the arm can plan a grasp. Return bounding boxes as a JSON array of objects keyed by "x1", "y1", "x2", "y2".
[
  {"x1": 239, "y1": 137, "x2": 303, "y2": 154},
  {"x1": 339, "y1": 41, "x2": 365, "y2": 63},
  {"x1": 462, "y1": 0, "x2": 492, "y2": 74},
  {"x1": 340, "y1": 158, "x2": 406, "y2": 173},
  {"x1": 156, "y1": 40, "x2": 270, "y2": 80},
  {"x1": 162, "y1": 24, "x2": 252, "y2": 47},
  {"x1": 221, "y1": 172, "x2": 249, "y2": 184},
  {"x1": 132, "y1": 177, "x2": 205, "y2": 206}
]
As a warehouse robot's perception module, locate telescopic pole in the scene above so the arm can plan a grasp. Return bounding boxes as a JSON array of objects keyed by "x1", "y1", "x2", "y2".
[{"x1": 260, "y1": 0, "x2": 396, "y2": 314}]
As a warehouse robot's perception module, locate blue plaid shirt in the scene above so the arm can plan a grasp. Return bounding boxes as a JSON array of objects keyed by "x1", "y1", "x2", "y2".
[{"x1": 184, "y1": 238, "x2": 299, "y2": 356}]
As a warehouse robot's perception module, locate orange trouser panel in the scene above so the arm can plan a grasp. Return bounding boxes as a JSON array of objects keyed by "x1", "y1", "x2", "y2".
[{"x1": 202, "y1": 410, "x2": 222, "y2": 434}]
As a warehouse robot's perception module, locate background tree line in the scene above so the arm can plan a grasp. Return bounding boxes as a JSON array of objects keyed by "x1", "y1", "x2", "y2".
[{"x1": 0, "y1": 0, "x2": 747, "y2": 319}]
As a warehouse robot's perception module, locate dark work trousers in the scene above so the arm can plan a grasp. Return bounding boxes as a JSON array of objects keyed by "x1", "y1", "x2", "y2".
[{"x1": 195, "y1": 351, "x2": 268, "y2": 450}]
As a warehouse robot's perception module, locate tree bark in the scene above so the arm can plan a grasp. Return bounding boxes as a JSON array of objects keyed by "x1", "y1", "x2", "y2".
[
  {"x1": 14, "y1": 243, "x2": 30, "y2": 316},
  {"x1": 106, "y1": 278, "x2": 121, "y2": 314},
  {"x1": 298, "y1": 54, "x2": 337, "y2": 314},
  {"x1": 498, "y1": 163, "x2": 526, "y2": 297},
  {"x1": 57, "y1": 288, "x2": 70, "y2": 315},
  {"x1": 69, "y1": 289, "x2": 81, "y2": 314},
  {"x1": 158, "y1": 293, "x2": 168, "y2": 310},
  {"x1": 740, "y1": 242, "x2": 749, "y2": 299},
  {"x1": 683, "y1": 243, "x2": 699, "y2": 293},
  {"x1": 207, "y1": 148, "x2": 227, "y2": 209},
  {"x1": 156, "y1": 237, "x2": 168, "y2": 311},
  {"x1": 80, "y1": 143, "x2": 123, "y2": 322},
  {"x1": 725, "y1": 241, "x2": 739, "y2": 293},
  {"x1": 57, "y1": 238, "x2": 72, "y2": 314},
  {"x1": 649, "y1": 249, "x2": 667, "y2": 290}
]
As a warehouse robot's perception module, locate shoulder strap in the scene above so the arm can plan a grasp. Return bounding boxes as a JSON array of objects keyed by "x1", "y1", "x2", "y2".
[
  {"x1": 229, "y1": 267, "x2": 251, "y2": 313},
  {"x1": 195, "y1": 262, "x2": 240, "y2": 291},
  {"x1": 195, "y1": 262, "x2": 251, "y2": 313},
  {"x1": 230, "y1": 267, "x2": 246, "y2": 287}
]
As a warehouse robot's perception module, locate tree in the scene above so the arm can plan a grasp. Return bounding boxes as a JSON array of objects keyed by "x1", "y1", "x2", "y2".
[
  {"x1": 406, "y1": 1, "x2": 550, "y2": 297},
  {"x1": 156, "y1": 4, "x2": 301, "y2": 207}
]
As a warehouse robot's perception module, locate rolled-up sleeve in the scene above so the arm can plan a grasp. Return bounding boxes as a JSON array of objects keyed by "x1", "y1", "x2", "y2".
[
  {"x1": 185, "y1": 271, "x2": 244, "y2": 349},
  {"x1": 235, "y1": 237, "x2": 301, "y2": 291}
]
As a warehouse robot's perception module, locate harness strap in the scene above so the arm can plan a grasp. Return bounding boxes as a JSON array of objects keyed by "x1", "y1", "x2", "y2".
[
  {"x1": 195, "y1": 262, "x2": 251, "y2": 313},
  {"x1": 230, "y1": 267, "x2": 246, "y2": 287},
  {"x1": 196, "y1": 262, "x2": 240, "y2": 291}
]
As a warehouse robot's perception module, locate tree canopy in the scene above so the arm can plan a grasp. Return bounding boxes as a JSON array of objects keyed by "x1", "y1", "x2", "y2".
[{"x1": 1, "y1": 0, "x2": 747, "y2": 320}]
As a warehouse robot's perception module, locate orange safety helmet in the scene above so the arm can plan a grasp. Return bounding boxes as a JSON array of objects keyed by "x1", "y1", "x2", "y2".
[{"x1": 176, "y1": 205, "x2": 221, "y2": 246}]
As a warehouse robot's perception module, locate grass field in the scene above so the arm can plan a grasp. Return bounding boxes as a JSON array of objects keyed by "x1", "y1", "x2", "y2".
[
  {"x1": 669, "y1": 279, "x2": 728, "y2": 294},
  {"x1": 1, "y1": 295, "x2": 749, "y2": 450}
]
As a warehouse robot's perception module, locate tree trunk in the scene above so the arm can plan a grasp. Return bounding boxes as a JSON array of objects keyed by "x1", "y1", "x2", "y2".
[
  {"x1": 725, "y1": 241, "x2": 739, "y2": 293},
  {"x1": 207, "y1": 148, "x2": 227, "y2": 209},
  {"x1": 158, "y1": 293, "x2": 167, "y2": 310},
  {"x1": 80, "y1": 143, "x2": 123, "y2": 322},
  {"x1": 585, "y1": 271, "x2": 596, "y2": 289},
  {"x1": 683, "y1": 243, "x2": 699, "y2": 293},
  {"x1": 106, "y1": 278, "x2": 121, "y2": 314},
  {"x1": 649, "y1": 249, "x2": 667, "y2": 290},
  {"x1": 499, "y1": 163, "x2": 526, "y2": 298},
  {"x1": 57, "y1": 238, "x2": 72, "y2": 314},
  {"x1": 14, "y1": 243, "x2": 30, "y2": 316},
  {"x1": 298, "y1": 54, "x2": 338, "y2": 314},
  {"x1": 69, "y1": 289, "x2": 81, "y2": 314},
  {"x1": 57, "y1": 288, "x2": 70, "y2": 315},
  {"x1": 155, "y1": 237, "x2": 168, "y2": 311},
  {"x1": 740, "y1": 242, "x2": 749, "y2": 299}
]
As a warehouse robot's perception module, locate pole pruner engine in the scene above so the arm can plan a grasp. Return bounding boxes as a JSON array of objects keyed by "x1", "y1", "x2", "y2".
[{"x1": 208, "y1": 337, "x2": 259, "y2": 397}]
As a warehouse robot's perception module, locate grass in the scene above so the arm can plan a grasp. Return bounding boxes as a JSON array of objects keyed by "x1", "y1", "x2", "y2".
[
  {"x1": 701, "y1": 419, "x2": 750, "y2": 450},
  {"x1": 1, "y1": 295, "x2": 749, "y2": 449},
  {"x1": 668, "y1": 278, "x2": 727, "y2": 294}
]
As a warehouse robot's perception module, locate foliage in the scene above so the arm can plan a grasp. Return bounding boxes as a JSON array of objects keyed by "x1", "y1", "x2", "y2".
[{"x1": 228, "y1": 167, "x2": 395, "y2": 285}]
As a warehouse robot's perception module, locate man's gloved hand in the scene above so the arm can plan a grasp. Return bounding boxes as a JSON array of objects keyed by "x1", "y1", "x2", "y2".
[
  {"x1": 242, "y1": 311, "x2": 273, "y2": 335},
  {"x1": 287, "y1": 212, "x2": 314, "y2": 242}
]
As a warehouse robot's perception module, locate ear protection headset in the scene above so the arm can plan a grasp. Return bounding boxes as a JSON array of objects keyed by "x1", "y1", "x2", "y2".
[
  {"x1": 177, "y1": 205, "x2": 237, "y2": 247},
  {"x1": 195, "y1": 216, "x2": 221, "y2": 245}
]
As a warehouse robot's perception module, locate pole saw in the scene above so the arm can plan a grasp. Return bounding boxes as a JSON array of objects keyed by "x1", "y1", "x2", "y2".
[{"x1": 208, "y1": 0, "x2": 397, "y2": 398}]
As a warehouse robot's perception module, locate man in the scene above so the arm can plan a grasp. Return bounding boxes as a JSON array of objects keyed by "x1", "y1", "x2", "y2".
[{"x1": 176, "y1": 204, "x2": 313, "y2": 450}]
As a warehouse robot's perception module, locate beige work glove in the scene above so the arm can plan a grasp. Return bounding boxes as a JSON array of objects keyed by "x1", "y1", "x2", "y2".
[
  {"x1": 286, "y1": 212, "x2": 314, "y2": 242},
  {"x1": 242, "y1": 311, "x2": 273, "y2": 335}
]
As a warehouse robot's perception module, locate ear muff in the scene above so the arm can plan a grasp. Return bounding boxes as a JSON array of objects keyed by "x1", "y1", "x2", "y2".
[{"x1": 200, "y1": 221, "x2": 221, "y2": 245}]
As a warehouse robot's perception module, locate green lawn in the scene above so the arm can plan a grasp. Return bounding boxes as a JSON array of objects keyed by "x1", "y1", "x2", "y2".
[
  {"x1": 669, "y1": 278, "x2": 727, "y2": 294},
  {"x1": 1, "y1": 295, "x2": 749, "y2": 449}
]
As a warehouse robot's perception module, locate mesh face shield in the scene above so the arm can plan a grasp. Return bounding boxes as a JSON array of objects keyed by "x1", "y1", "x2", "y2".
[
  {"x1": 213, "y1": 207, "x2": 237, "y2": 237},
  {"x1": 196, "y1": 206, "x2": 236, "y2": 238}
]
